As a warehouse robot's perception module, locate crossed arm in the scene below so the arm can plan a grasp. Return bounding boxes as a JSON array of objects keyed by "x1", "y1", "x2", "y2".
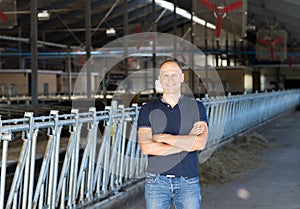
[{"x1": 138, "y1": 121, "x2": 208, "y2": 156}]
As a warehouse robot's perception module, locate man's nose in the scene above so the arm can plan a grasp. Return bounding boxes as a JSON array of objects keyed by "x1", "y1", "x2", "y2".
[{"x1": 167, "y1": 76, "x2": 174, "y2": 81}]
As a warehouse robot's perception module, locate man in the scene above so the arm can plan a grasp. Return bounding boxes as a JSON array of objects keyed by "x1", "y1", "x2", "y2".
[{"x1": 137, "y1": 59, "x2": 208, "y2": 209}]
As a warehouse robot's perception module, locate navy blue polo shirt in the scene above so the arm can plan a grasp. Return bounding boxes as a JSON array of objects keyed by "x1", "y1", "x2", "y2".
[{"x1": 138, "y1": 96, "x2": 208, "y2": 178}]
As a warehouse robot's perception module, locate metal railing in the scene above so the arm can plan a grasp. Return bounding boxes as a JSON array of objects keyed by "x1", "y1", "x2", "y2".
[
  {"x1": 202, "y1": 90, "x2": 300, "y2": 154},
  {"x1": 0, "y1": 89, "x2": 299, "y2": 209}
]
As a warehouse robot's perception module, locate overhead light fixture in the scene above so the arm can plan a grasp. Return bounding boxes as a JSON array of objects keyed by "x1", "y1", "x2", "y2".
[
  {"x1": 37, "y1": 10, "x2": 50, "y2": 21},
  {"x1": 106, "y1": 28, "x2": 116, "y2": 36},
  {"x1": 154, "y1": 0, "x2": 216, "y2": 30}
]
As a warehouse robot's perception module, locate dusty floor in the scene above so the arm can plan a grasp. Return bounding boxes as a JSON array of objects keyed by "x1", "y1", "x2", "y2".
[{"x1": 199, "y1": 132, "x2": 278, "y2": 186}]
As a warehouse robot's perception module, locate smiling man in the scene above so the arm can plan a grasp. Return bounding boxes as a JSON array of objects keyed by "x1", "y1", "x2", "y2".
[{"x1": 137, "y1": 59, "x2": 208, "y2": 209}]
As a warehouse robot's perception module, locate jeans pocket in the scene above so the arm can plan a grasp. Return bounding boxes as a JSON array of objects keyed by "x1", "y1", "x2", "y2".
[
  {"x1": 182, "y1": 177, "x2": 199, "y2": 184},
  {"x1": 145, "y1": 173, "x2": 158, "y2": 184}
]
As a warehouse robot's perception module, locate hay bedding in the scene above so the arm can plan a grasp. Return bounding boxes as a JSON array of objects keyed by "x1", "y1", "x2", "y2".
[{"x1": 199, "y1": 133, "x2": 278, "y2": 186}]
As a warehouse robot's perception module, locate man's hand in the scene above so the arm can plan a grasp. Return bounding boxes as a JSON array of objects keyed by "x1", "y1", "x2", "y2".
[{"x1": 189, "y1": 121, "x2": 205, "y2": 136}]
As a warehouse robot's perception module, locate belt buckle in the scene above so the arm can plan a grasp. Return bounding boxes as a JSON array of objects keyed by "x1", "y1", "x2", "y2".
[{"x1": 166, "y1": 174, "x2": 176, "y2": 178}]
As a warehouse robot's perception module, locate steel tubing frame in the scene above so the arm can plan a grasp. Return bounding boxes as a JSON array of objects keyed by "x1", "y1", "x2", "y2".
[{"x1": 0, "y1": 89, "x2": 299, "y2": 209}]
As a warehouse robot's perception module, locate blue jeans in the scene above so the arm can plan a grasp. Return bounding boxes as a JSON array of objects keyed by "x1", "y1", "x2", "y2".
[{"x1": 145, "y1": 173, "x2": 201, "y2": 209}]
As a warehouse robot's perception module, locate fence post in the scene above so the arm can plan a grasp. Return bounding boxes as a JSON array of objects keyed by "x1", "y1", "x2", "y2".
[
  {"x1": 0, "y1": 135, "x2": 9, "y2": 209},
  {"x1": 26, "y1": 112, "x2": 37, "y2": 209}
]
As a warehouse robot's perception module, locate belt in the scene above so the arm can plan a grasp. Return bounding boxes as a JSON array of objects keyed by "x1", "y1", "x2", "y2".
[
  {"x1": 165, "y1": 174, "x2": 176, "y2": 178},
  {"x1": 162, "y1": 174, "x2": 197, "y2": 179},
  {"x1": 147, "y1": 173, "x2": 189, "y2": 178}
]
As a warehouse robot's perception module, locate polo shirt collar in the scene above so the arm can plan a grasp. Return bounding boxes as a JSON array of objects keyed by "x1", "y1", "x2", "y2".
[{"x1": 160, "y1": 95, "x2": 185, "y2": 107}]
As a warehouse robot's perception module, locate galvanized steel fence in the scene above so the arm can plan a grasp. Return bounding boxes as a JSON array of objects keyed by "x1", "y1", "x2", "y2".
[
  {"x1": 0, "y1": 89, "x2": 299, "y2": 209},
  {"x1": 202, "y1": 90, "x2": 300, "y2": 155}
]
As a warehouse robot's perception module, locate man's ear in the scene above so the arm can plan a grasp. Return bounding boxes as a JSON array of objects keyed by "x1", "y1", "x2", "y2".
[
  {"x1": 155, "y1": 79, "x2": 163, "y2": 93},
  {"x1": 181, "y1": 73, "x2": 184, "y2": 83}
]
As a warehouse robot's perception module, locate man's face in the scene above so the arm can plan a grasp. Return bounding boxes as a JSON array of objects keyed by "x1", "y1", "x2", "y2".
[{"x1": 159, "y1": 62, "x2": 184, "y2": 94}]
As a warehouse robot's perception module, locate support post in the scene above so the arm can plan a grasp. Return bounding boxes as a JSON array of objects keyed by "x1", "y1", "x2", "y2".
[
  {"x1": 152, "y1": 0, "x2": 157, "y2": 94},
  {"x1": 67, "y1": 48, "x2": 72, "y2": 100},
  {"x1": 85, "y1": 0, "x2": 92, "y2": 98},
  {"x1": 31, "y1": 0, "x2": 38, "y2": 105},
  {"x1": 123, "y1": 0, "x2": 129, "y2": 78}
]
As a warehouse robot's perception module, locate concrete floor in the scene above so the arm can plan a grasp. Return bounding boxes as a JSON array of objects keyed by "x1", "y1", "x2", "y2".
[
  {"x1": 201, "y1": 110, "x2": 300, "y2": 209},
  {"x1": 117, "y1": 110, "x2": 300, "y2": 209}
]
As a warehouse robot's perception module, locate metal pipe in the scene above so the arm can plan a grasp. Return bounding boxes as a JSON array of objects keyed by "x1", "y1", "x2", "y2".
[
  {"x1": 123, "y1": 0, "x2": 129, "y2": 78},
  {"x1": 67, "y1": 132, "x2": 76, "y2": 207},
  {"x1": 91, "y1": 0, "x2": 121, "y2": 37},
  {"x1": 32, "y1": 134, "x2": 55, "y2": 209},
  {"x1": 0, "y1": 35, "x2": 83, "y2": 50},
  {"x1": 22, "y1": 137, "x2": 31, "y2": 209},
  {"x1": 85, "y1": 0, "x2": 92, "y2": 98},
  {"x1": 87, "y1": 108, "x2": 97, "y2": 200},
  {"x1": 27, "y1": 113, "x2": 37, "y2": 209},
  {"x1": 18, "y1": 26, "x2": 22, "y2": 70},
  {"x1": 67, "y1": 48, "x2": 72, "y2": 100},
  {"x1": 0, "y1": 141, "x2": 8, "y2": 209},
  {"x1": 51, "y1": 112, "x2": 61, "y2": 209},
  {"x1": 152, "y1": 0, "x2": 157, "y2": 95},
  {"x1": 5, "y1": 139, "x2": 30, "y2": 208},
  {"x1": 30, "y1": 0, "x2": 38, "y2": 105},
  {"x1": 22, "y1": 130, "x2": 36, "y2": 208},
  {"x1": 55, "y1": 130, "x2": 76, "y2": 207},
  {"x1": 72, "y1": 109, "x2": 81, "y2": 206},
  {"x1": 189, "y1": 8, "x2": 195, "y2": 94}
]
